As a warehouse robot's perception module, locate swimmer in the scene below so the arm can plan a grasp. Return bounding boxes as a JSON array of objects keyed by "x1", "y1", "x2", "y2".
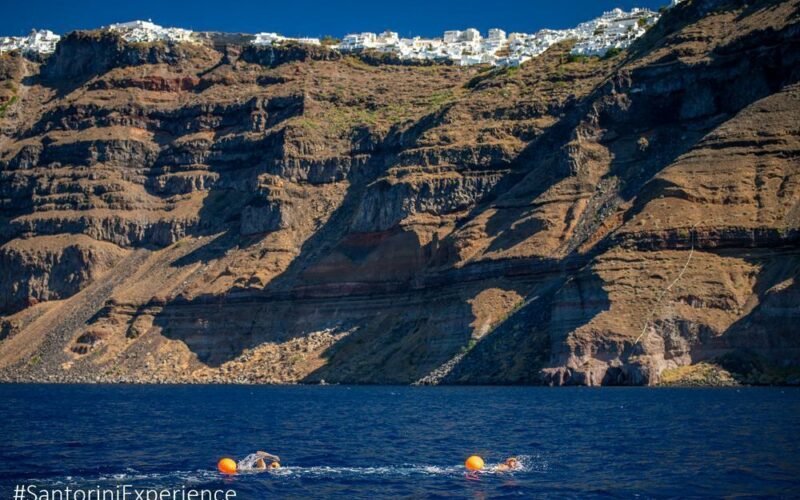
[
  {"x1": 494, "y1": 457, "x2": 520, "y2": 472},
  {"x1": 237, "y1": 451, "x2": 281, "y2": 471}
]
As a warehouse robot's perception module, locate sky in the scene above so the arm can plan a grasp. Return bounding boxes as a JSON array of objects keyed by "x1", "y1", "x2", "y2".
[{"x1": 1, "y1": 0, "x2": 667, "y2": 38}]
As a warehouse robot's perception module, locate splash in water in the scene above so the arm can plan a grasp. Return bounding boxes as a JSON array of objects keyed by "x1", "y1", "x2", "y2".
[{"x1": 266, "y1": 454, "x2": 544, "y2": 479}]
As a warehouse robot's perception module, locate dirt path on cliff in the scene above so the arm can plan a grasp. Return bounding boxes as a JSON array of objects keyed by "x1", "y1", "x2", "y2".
[{"x1": 0, "y1": 249, "x2": 151, "y2": 372}]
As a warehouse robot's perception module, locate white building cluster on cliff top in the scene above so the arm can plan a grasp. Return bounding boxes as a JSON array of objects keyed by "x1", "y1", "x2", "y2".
[
  {"x1": 104, "y1": 20, "x2": 195, "y2": 43},
  {"x1": 0, "y1": 1, "x2": 685, "y2": 63},
  {"x1": 252, "y1": 33, "x2": 321, "y2": 46},
  {"x1": 330, "y1": 7, "x2": 661, "y2": 66},
  {"x1": 0, "y1": 30, "x2": 60, "y2": 55}
]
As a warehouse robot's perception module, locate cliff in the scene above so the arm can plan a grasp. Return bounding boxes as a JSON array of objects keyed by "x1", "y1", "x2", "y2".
[{"x1": 0, "y1": 0, "x2": 798, "y2": 385}]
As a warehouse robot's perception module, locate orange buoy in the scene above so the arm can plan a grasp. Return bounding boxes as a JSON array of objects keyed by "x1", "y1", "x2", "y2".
[
  {"x1": 465, "y1": 455, "x2": 484, "y2": 471},
  {"x1": 217, "y1": 457, "x2": 237, "y2": 475}
]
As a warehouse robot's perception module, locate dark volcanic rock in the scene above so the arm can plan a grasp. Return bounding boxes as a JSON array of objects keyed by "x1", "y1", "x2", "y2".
[
  {"x1": 0, "y1": 0, "x2": 798, "y2": 386},
  {"x1": 42, "y1": 31, "x2": 200, "y2": 81},
  {"x1": 239, "y1": 42, "x2": 341, "y2": 67}
]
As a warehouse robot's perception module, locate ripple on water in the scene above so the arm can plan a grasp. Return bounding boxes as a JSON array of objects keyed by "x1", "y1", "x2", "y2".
[{"x1": 2, "y1": 385, "x2": 799, "y2": 499}]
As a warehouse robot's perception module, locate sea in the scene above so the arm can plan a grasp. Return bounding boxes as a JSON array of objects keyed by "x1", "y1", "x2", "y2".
[{"x1": 1, "y1": 385, "x2": 799, "y2": 498}]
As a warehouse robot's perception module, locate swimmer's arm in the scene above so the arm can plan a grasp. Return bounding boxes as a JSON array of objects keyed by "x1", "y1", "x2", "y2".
[{"x1": 256, "y1": 450, "x2": 280, "y2": 462}]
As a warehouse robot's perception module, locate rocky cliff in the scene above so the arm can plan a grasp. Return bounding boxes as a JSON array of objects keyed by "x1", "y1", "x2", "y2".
[{"x1": 1, "y1": 0, "x2": 798, "y2": 385}]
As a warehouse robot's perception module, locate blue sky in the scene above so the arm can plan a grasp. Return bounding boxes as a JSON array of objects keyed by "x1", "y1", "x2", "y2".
[{"x1": 1, "y1": 0, "x2": 667, "y2": 38}]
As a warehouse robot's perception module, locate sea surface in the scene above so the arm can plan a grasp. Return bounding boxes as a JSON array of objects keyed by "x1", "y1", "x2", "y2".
[{"x1": 1, "y1": 385, "x2": 799, "y2": 498}]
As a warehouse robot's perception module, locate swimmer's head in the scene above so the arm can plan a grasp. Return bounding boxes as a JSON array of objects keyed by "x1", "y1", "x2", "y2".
[
  {"x1": 505, "y1": 457, "x2": 519, "y2": 468},
  {"x1": 269, "y1": 461, "x2": 281, "y2": 469}
]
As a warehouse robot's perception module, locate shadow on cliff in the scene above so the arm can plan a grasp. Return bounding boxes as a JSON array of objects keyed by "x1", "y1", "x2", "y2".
[
  {"x1": 301, "y1": 271, "x2": 544, "y2": 384},
  {"x1": 441, "y1": 266, "x2": 611, "y2": 385},
  {"x1": 616, "y1": 0, "x2": 800, "y2": 233},
  {"x1": 472, "y1": 0, "x2": 800, "y2": 261},
  {"x1": 147, "y1": 95, "x2": 310, "y2": 268},
  {"x1": 150, "y1": 0, "x2": 800, "y2": 374},
  {"x1": 719, "y1": 248, "x2": 800, "y2": 360},
  {"x1": 147, "y1": 47, "x2": 640, "y2": 371},
  {"x1": 152, "y1": 103, "x2": 463, "y2": 367},
  {"x1": 301, "y1": 303, "x2": 475, "y2": 384}
]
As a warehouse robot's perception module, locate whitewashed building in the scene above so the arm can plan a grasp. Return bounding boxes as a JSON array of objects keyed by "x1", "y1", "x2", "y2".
[
  {"x1": 341, "y1": 32, "x2": 377, "y2": 50},
  {"x1": 0, "y1": 6, "x2": 666, "y2": 62},
  {"x1": 252, "y1": 32, "x2": 320, "y2": 46},
  {"x1": 105, "y1": 20, "x2": 195, "y2": 43},
  {"x1": 334, "y1": 6, "x2": 659, "y2": 66},
  {"x1": 252, "y1": 32, "x2": 286, "y2": 45},
  {"x1": 0, "y1": 29, "x2": 60, "y2": 55},
  {"x1": 570, "y1": 7, "x2": 657, "y2": 56}
]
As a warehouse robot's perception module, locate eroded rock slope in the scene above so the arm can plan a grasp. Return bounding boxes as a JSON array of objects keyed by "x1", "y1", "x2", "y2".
[{"x1": 1, "y1": 0, "x2": 798, "y2": 385}]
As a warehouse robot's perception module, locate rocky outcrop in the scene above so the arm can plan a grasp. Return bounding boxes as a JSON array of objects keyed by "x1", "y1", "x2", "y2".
[
  {"x1": 7, "y1": 212, "x2": 202, "y2": 247},
  {"x1": 0, "y1": 235, "x2": 126, "y2": 313},
  {"x1": 241, "y1": 199, "x2": 293, "y2": 235},
  {"x1": 239, "y1": 42, "x2": 340, "y2": 67},
  {"x1": 41, "y1": 31, "x2": 207, "y2": 81},
  {"x1": 0, "y1": 0, "x2": 798, "y2": 385},
  {"x1": 351, "y1": 171, "x2": 507, "y2": 232}
]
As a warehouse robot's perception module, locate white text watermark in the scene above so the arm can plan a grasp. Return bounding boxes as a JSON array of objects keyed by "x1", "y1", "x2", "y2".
[{"x1": 13, "y1": 484, "x2": 236, "y2": 500}]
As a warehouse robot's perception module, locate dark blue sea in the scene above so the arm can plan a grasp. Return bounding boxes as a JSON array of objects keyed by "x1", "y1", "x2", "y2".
[{"x1": 2, "y1": 385, "x2": 799, "y2": 498}]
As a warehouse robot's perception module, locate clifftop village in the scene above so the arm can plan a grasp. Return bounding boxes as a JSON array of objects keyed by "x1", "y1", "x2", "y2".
[{"x1": 1, "y1": 2, "x2": 682, "y2": 67}]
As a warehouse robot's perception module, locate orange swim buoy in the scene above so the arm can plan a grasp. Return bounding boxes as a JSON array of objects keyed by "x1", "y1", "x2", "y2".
[
  {"x1": 217, "y1": 457, "x2": 237, "y2": 475},
  {"x1": 465, "y1": 455, "x2": 484, "y2": 471}
]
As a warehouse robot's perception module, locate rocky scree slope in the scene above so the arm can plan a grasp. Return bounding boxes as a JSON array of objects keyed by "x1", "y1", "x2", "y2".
[{"x1": 0, "y1": 0, "x2": 798, "y2": 385}]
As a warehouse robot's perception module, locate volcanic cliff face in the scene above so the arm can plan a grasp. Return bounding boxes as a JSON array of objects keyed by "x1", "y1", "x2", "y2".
[{"x1": 0, "y1": 0, "x2": 798, "y2": 385}]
